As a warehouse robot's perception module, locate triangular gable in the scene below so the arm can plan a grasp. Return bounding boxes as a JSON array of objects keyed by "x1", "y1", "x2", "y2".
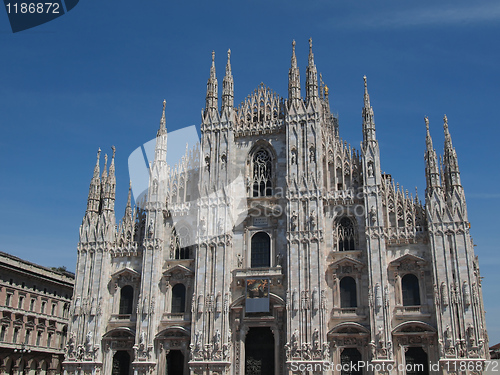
[
  {"x1": 328, "y1": 256, "x2": 364, "y2": 274},
  {"x1": 163, "y1": 264, "x2": 194, "y2": 278},
  {"x1": 390, "y1": 253, "x2": 427, "y2": 268},
  {"x1": 111, "y1": 267, "x2": 141, "y2": 279}
]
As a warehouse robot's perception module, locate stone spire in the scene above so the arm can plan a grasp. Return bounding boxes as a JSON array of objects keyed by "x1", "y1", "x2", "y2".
[
  {"x1": 121, "y1": 180, "x2": 133, "y2": 233},
  {"x1": 101, "y1": 147, "x2": 116, "y2": 213},
  {"x1": 158, "y1": 99, "x2": 167, "y2": 136},
  {"x1": 442, "y1": 115, "x2": 462, "y2": 192},
  {"x1": 424, "y1": 117, "x2": 441, "y2": 192},
  {"x1": 86, "y1": 148, "x2": 101, "y2": 214},
  {"x1": 205, "y1": 51, "x2": 218, "y2": 115},
  {"x1": 221, "y1": 49, "x2": 234, "y2": 111},
  {"x1": 288, "y1": 40, "x2": 301, "y2": 106},
  {"x1": 305, "y1": 38, "x2": 318, "y2": 104},
  {"x1": 362, "y1": 76, "x2": 377, "y2": 147},
  {"x1": 154, "y1": 100, "x2": 168, "y2": 163},
  {"x1": 125, "y1": 180, "x2": 132, "y2": 217}
]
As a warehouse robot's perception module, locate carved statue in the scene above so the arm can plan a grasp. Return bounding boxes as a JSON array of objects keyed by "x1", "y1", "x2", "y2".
[
  {"x1": 441, "y1": 282, "x2": 449, "y2": 306},
  {"x1": 197, "y1": 294, "x2": 204, "y2": 314},
  {"x1": 276, "y1": 252, "x2": 283, "y2": 267},
  {"x1": 214, "y1": 330, "x2": 221, "y2": 351},
  {"x1": 444, "y1": 325, "x2": 452, "y2": 348},
  {"x1": 313, "y1": 328, "x2": 319, "y2": 350},
  {"x1": 291, "y1": 211, "x2": 298, "y2": 231},
  {"x1": 85, "y1": 331, "x2": 93, "y2": 353},
  {"x1": 309, "y1": 210, "x2": 316, "y2": 230},
  {"x1": 148, "y1": 219, "x2": 154, "y2": 237},
  {"x1": 195, "y1": 330, "x2": 203, "y2": 351},
  {"x1": 463, "y1": 281, "x2": 471, "y2": 306}
]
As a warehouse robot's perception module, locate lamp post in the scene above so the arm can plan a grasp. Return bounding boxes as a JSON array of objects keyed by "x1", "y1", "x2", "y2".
[{"x1": 14, "y1": 343, "x2": 31, "y2": 375}]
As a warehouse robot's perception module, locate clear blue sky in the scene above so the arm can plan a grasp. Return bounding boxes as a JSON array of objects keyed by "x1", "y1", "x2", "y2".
[{"x1": 1, "y1": 0, "x2": 499, "y2": 344}]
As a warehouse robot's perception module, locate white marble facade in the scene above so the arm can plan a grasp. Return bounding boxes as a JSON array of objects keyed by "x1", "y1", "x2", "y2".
[{"x1": 63, "y1": 40, "x2": 488, "y2": 375}]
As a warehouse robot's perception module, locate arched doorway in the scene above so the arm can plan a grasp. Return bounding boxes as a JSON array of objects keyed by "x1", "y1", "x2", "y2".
[
  {"x1": 341, "y1": 348, "x2": 362, "y2": 375},
  {"x1": 405, "y1": 347, "x2": 428, "y2": 375},
  {"x1": 166, "y1": 350, "x2": 184, "y2": 375},
  {"x1": 245, "y1": 327, "x2": 274, "y2": 375},
  {"x1": 112, "y1": 350, "x2": 130, "y2": 375}
]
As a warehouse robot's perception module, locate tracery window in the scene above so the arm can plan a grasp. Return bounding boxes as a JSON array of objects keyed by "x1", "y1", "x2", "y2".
[
  {"x1": 402, "y1": 274, "x2": 420, "y2": 306},
  {"x1": 337, "y1": 217, "x2": 356, "y2": 251},
  {"x1": 119, "y1": 285, "x2": 134, "y2": 315},
  {"x1": 340, "y1": 276, "x2": 357, "y2": 308},
  {"x1": 251, "y1": 232, "x2": 271, "y2": 268},
  {"x1": 252, "y1": 149, "x2": 272, "y2": 197}
]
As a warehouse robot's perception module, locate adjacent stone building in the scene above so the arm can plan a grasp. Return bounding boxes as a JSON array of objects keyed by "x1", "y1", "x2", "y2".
[
  {"x1": 0, "y1": 251, "x2": 74, "y2": 374},
  {"x1": 64, "y1": 40, "x2": 489, "y2": 375}
]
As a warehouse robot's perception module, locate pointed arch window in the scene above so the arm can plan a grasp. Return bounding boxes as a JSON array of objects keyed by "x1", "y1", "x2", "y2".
[
  {"x1": 251, "y1": 232, "x2": 271, "y2": 268},
  {"x1": 337, "y1": 217, "x2": 356, "y2": 251},
  {"x1": 119, "y1": 285, "x2": 134, "y2": 315},
  {"x1": 402, "y1": 274, "x2": 420, "y2": 306},
  {"x1": 340, "y1": 276, "x2": 357, "y2": 308},
  {"x1": 171, "y1": 284, "x2": 186, "y2": 314},
  {"x1": 252, "y1": 149, "x2": 273, "y2": 197}
]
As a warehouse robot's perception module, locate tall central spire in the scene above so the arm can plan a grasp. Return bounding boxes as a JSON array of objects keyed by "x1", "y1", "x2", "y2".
[
  {"x1": 362, "y1": 76, "x2": 377, "y2": 147},
  {"x1": 205, "y1": 51, "x2": 218, "y2": 116},
  {"x1": 288, "y1": 40, "x2": 301, "y2": 106},
  {"x1": 305, "y1": 38, "x2": 318, "y2": 104},
  {"x1": 221, "y1": 49, "x2": 234, "y2": 111}
]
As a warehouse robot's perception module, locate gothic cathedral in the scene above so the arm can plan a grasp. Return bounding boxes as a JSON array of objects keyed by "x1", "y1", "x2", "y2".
[{"x1": 63, "y1": 40, "x2": 489, "y2": 375}]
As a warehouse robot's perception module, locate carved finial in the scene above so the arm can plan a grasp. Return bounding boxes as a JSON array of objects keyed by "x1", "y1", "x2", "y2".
[
  {"x1": 443, "y1": 114, "x2": 448, "y2": 130},
  {"x1": 309, "y1": 37, "x2": 312, "y2": 51},
  {"x1": 425, "y1": 116, "x2": 429, "y2": 131},
  {"x1": 111, "y1": 145, "x2": 116, "y2": 159},
  {"x1": 292, "y1": 40, "x2": 296, "y2": 49},
  {"x1": 227, "y1": 49, "x2": 231, "y2": 60},
  {"x1": 163, "y1": 99, "x2": 166, "y2": 111},
  {"x1": 212, "y1": 50, "x2": 215, "y2": 63},
  {"x1": 363, "y1": 75, "x2": 367, "y2": 87},
  {"x1": 104, "y1": 154, "x2": 108, "y2": 166},
  {"x1": 92, "y1": 148, "x2": 101, "y2": 178}
]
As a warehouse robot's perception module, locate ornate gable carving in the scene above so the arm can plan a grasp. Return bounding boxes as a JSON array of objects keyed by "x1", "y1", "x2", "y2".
[
  {"x1": 328, "y1": 257, "x2": 364, "y2": 276},
  {"x1": 163, "y1": 264, "x2": 194, "y2": 282},
  {"x1": 110, "y1": 267, "x2": 141, "y2": 288},
  {"x1": 389, "y1": 254, "x2": 426, "y2": 273}
]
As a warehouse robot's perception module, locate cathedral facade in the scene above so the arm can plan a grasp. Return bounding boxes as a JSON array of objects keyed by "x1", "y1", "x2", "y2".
[{"x1": 63, "y1": 40, "x2": 489, "y2": 375}]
